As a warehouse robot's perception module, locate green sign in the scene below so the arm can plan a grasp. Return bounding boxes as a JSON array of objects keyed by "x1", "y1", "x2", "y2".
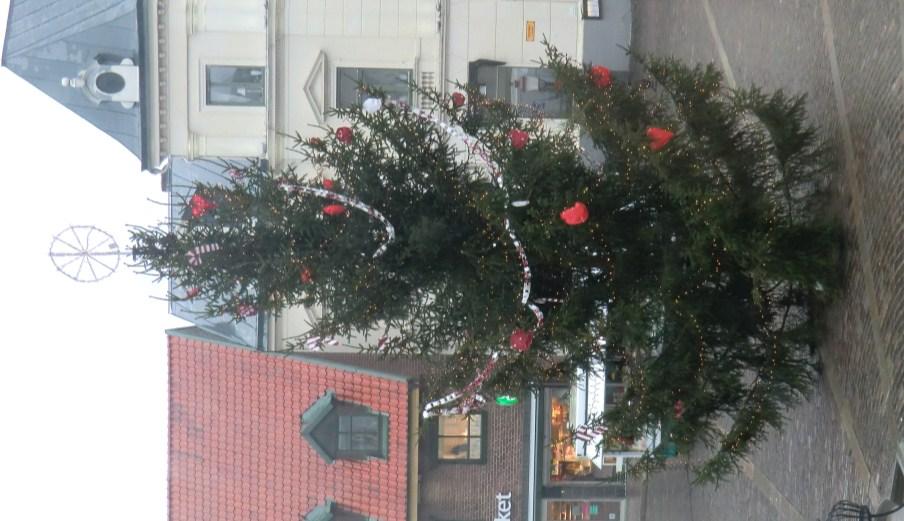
[{"x1": 495, "y1": 395, "x2": 519, "y2": 406}]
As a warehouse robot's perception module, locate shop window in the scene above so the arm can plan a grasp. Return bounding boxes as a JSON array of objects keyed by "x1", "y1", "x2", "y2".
[
  {"x1": 336, "y1": 68, "x2": 412, "y2": 108},
  {"x1": 545, "y1": 500, "x2": 620, "y2": 521},
  {"x1": 469, "y1": 63, "x2": 571, "y2": 119},
  {"x1": 545, "y1": 388, "x2": 610, "y2": 482},
  {"x1": 206, "y1": 65, "x2": 265, "y2": 106},
  {"x1": 436, "y1": 413, "x2": 485, "y2": 462}
]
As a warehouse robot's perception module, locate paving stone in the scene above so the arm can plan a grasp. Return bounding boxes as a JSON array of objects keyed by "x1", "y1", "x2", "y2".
[{"x1": 623, "y1": 1, "x2": 904, "y2": 519}]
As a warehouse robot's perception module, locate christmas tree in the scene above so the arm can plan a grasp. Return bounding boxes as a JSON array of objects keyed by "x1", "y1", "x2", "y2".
[{"x1": 131, "y1": 46, "x2": 842, "y2": 483}]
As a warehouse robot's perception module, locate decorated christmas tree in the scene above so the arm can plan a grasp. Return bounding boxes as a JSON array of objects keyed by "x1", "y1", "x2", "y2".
[{"x1": 131, "y1": 46, "x2": 842, "y2": 483}]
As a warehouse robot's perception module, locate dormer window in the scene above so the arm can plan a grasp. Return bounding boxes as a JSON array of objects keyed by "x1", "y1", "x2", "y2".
[
  {"x1": 338, "y1": 414, "x2": 385, "y2": 457},
  {"x1": 301, "y1": 391, "x2": 389, "y2": 463}
]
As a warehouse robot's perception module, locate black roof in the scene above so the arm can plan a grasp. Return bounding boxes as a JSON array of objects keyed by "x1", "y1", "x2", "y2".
[{"x1": 2, "y1": 0, "x2": 152, "y2": 167}]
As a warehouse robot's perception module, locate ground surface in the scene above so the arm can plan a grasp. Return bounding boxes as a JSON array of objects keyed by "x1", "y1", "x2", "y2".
[{"x1": 618, "y1": 1, "x2": 904, "y2": 520}]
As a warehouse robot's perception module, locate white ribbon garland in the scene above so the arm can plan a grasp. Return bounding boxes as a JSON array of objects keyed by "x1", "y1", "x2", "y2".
[
  {"x1": 409, "y1": 108, "x2": 556, "y2": 417},
  {"x1": 279, "y1": 184, "x2": 396, "y2": 258}
]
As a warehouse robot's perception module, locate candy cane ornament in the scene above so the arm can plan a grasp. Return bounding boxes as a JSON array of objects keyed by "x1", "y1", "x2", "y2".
[
  {"x1": 279, "y1": 184, "x2": 396, "y2": 258},
  {"x1": 186, "y1": 243, "x2": 221, "y2": 267}
]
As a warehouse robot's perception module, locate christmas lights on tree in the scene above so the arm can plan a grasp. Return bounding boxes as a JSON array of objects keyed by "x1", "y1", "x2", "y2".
[{"x1": 130, "y1": 45, "x2": 842, "y2": 483}]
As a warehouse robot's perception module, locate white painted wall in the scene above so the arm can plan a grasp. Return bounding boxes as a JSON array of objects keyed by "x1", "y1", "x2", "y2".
[
  {"x1": 164, "y1": 0, "x2": 267, "y2": 159},
  {"x1": 446, "y1": 0, "x2": 583, "y2": 87},
  {"x1": 273, "y1": 0, "x2": 442, "y2": 167}
]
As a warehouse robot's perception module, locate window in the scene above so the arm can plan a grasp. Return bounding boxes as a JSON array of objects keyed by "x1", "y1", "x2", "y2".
[
  {"x1": 336, "y1": 68, "x2": 412, "y2": 108},
  {"x1": 338, "y1": 413, "x2": 385, "y2": 456},
  {"x1": 469, "y1": 63, "x2": 571, "y2": 119},
  {"x1": 206, "y1": 65, "x2": 264, "y2": 106},
  {"x1": 437, "y1": 413, "x2": 485, "y2": 461},
  {"x1": 300, "y1": 391, "x2": 388, "y2": 463}
]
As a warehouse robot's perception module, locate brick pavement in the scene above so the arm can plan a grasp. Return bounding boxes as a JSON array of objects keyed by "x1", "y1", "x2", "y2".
[{"x1": 625, "y1": 1, "x2": 904, "y2": 519}]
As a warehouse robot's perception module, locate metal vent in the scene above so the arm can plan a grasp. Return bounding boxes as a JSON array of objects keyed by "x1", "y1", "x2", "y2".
[{"x1": 419, "y1": 71, "x2": 435, "y2": 110}]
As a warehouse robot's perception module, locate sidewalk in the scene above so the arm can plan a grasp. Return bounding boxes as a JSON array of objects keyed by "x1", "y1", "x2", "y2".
[{"x1": 620, "y1": 1, "x2": 904, "y2": 519}]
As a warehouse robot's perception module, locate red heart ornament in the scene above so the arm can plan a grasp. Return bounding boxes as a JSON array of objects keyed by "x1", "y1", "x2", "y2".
[
  {"x1": 335, "y1": 127, "x2": 353, "y2": 144},
  {"x1": 560, "y1": 202, "x2": 589, "y2": 226},
  {"x1": 323, "y1": 204, "x2": 347, "y2": 216},
  {"x1": 646, "y1": 127, "x2": 674, "y2": 151},
  {"x1": 590, "y1": 65, "x2": 612, "y2": 88},
  {"x1": 190, "y1": 193, "x2": 217, "y2": 218},
  {"x1": 300, "y1": 267, "x2": 313, "y2": 284},
  {"x1": 185, "y1": 287, "x2": 200, "y2": 299},
  {"x1": 509, "y1": 129, "x2": 530, "y2": 150},
  {"x1": 510, "y1": 329, "x2": 533, "y2": 352},
  {"x1": 451, "y1": 92, "x2": 466, "y2": 108}
]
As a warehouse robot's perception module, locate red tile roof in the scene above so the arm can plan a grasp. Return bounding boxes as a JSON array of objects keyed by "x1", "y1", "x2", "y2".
[{"x1": 168, "y1": 333, "x2": 410, "y2": 521}]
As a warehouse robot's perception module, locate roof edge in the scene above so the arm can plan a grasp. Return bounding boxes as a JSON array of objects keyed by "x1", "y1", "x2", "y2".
[
  {"x1": 167, "y1": 325, "x2": 256, "y2": 351},
  {"x1": 137, "y1": 0, "x2": 153, "y2": 170},
  {"x1": 1, "y1": 0, "x2": 17, "y2": 67},
  {"x1": 286, "y1": 352, "x2": 413, "y2": 383},
  {"x1": 166, "y1": 327, "x2": 413, "y2": 383}
]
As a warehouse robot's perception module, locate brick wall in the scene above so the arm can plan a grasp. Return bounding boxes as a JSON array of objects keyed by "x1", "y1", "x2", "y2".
[{"x1": 418, "y1": 400, "x2": 529, "y2": 521}]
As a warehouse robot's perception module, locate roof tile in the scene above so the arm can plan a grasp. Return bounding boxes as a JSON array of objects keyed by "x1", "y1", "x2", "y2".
[{"x1": 168, "y1": 336, "x2": 409, "y2": 521}]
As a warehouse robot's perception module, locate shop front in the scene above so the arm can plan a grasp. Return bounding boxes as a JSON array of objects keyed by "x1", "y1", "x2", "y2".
[{"x1": 528, "y1": 363, "x2": 658, "y2": 521}]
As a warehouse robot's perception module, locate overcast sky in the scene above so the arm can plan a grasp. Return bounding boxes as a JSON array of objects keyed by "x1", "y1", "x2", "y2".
[{"x1": 0, "y1": 2, "x2": 183, "y2": 519}]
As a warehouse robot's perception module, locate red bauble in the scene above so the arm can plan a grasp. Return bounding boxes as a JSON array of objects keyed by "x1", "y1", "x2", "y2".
[
  {"x1": 185, "y1": 287, "x2": 200, "y2": 299},
  {"x1": 335, "y1": 127, "x2": 353, "y2": 144},
  {"x1": 322, "y1": 179, "x2": 335, "y2": 190},
  {"x1": 560, "y1": 202, "x2": 589, "y2": 226},
  {"x1": 510, "y1": 329, "x2": 534, "y2": 352},
  {"x1": 300, "y1": 267, "x2": 313, "y2": 284},
  {"x1": 323, "y1": 204, "x2": 347, "y2": 216},
  {"x1": 451, "y1": 92, "x2": 466, "y2": 108},
  {"x1": 509, "y1": 129, "x2": 530, "y2": 150},
  {"x1": 189, "y1": 193, "x2": 217, "y2": 218},
  {"x1": 590, "y1": 65, "x2": 612, "y2": 88},
  {"x1": 646, "y1": 127, "x2": 674, "y2": 151},
  {"x1": 674, "y1": 399, "x2": 685, "y2": 419}
]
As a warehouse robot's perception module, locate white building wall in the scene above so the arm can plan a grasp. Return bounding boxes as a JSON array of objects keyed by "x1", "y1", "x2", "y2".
[
  {"x1": 446, "y1": 0, "x2": 582, "y2": 87},
  {"x1": 163, "y1": 0, "x2": 267, "y2": 159},
  {"x1": 272, "y1": 0, "x2": 442, "y2": 168},
  {"x1": 159, "y1": 0, "x2": 585, "y2": 351}
]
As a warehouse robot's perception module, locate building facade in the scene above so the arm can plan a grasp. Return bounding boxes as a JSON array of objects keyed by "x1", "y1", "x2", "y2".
[
  {"x1": 3, "y1": 2, "x2": 635, "y2": 520},
  {"x1": 168, "y1": 330, "x2": 628, "y2": 521}
]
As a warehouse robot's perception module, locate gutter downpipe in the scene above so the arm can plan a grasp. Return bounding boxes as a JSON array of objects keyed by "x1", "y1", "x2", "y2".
[
  {"x1": 439, "y1": 0, "x2": 448, "y2": 101},
  {"x1": 527, "y1": 391, "x2": 538, "y2": 521},
  {"x1": 408, "y1": 386, "x2": 421, "y2": 521}
]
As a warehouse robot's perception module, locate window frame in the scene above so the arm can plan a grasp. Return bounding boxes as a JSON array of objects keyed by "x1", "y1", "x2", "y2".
[
  {"x1": 335, "y1": 67, "x2": 414, "y2": 108},
  {"x1": 337, "y1": 412, "x2": 387, "y2": 458},
  {"x1": 467, "y1": 63, "x2": 572, "y2": 119},
  {"x1": 435, "y1": 412, "x2": 487, "y2": 464},
  {"x1": 204, "y1": 64, "x2": 266, "y2": 107}
]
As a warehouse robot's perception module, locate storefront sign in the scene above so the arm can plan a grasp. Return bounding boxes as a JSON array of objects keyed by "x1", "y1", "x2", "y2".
[
  {"x1": 525, "y1": 21, "x2": 535, "y2": 41},
  {"x1": 495, "y1": 395, "x2": 519, "y2": 406},
  {"x1": 495, "y1": 492, "x2": 513, "y2": 521}
]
